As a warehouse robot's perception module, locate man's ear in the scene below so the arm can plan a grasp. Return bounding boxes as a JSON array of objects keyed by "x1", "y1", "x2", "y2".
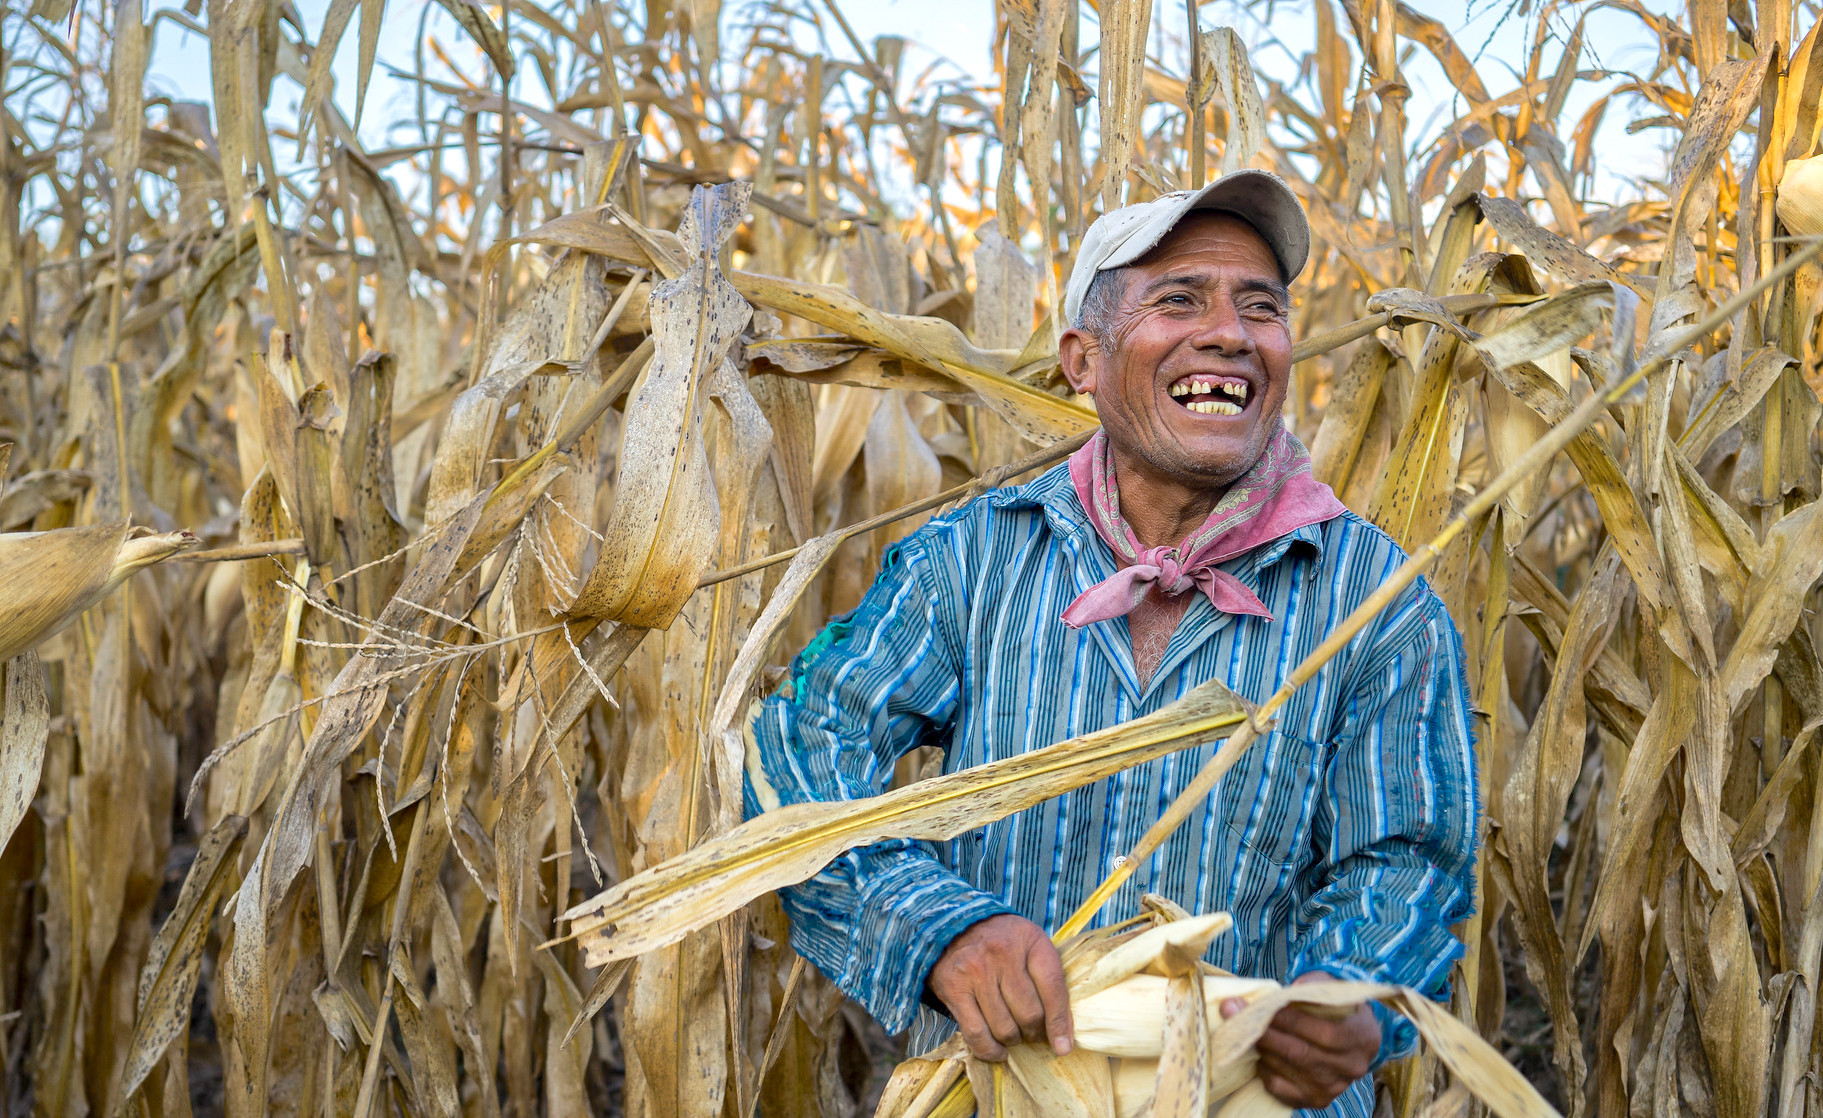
[{"x1": 1059, "y1": 327, "x2": 1099, "y2": 396}]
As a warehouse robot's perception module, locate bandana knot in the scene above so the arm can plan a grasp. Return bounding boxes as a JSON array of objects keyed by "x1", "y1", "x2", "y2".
[{"x1": 1142, "y1": 547, "x2": 1191, "y2": 592}]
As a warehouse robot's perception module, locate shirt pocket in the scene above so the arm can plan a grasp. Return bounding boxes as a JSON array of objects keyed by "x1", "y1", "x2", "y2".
[{"x1": 1219, "y1": 729, "x2": 1326, "y2": 870}]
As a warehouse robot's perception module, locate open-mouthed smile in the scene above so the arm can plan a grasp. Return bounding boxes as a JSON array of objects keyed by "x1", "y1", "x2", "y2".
[{"x1": 1166, "y1": 374, "x2": 1251, "y2": 416}]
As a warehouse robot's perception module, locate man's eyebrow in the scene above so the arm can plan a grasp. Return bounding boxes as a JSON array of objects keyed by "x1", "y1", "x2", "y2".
[
  {"x1": 1139, "y1": 273, "x2": 1214, "y2": 295},
  {"x1": 1235, "y1": 278, "x2": 1291, "y2": 303}
]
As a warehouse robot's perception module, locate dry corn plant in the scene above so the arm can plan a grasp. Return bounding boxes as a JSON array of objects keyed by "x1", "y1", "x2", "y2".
[{"x1": 2, "y1": 0, "x2": 1823, "y2": 1116}]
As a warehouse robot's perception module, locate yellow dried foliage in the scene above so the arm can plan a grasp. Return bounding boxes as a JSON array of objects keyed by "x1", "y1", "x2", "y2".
[{"x1": 2, "y1": 1, "x2": 1823, "y2": 1117}]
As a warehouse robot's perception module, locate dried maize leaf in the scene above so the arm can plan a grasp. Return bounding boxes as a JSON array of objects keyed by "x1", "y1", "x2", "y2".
[
  {"x1": 432, "y1": 885, "x2": 499, "y2": 1118},
  {"x1": 392, "y1": 958, "x2": 461, "y2": 1118},
  {"x1": 733, "y1": 272, "x2": 1095, "y2": 443},
  {"x1": 1366, "y1": 255, "x2": 1497, "y2": 547},
  {"x1": 1476, "y1": 194, "x2": 1632, "y2": 291},
  {"x1": 1386, "y1": 988, "x2": 1564, "y2": 1118},
  {"x1": 254, "y1": 496, "x2": 488, "y2": 939},
  {"x1": 1733, "y1": 721, "x2": 1819, "y2": 866},
  {"x1": 1209, "y1": 29, "x2": 1266, "y2": 174},
  {"x1": 1098, "y1": 0, "x2": 1154, "y2": 208},
  {"x1": 864, "y1": 393, "x2": 940, "y2": 552},
  {"x1": 565, "y1": 678, "x2": 1246, "y2": 966},
  {"x1": 224, "y1": 845, "x2": 273, "y2": 1117},
  {"x1": 1308, "y1": 340, "x2": 1391, "y2": 495},
  {"x1": 294, "y1": 0, "x2": 358, "y2": 144},
  {"x1": 117, "y1": 814, "x2": 247, "y2": 1110},
  {"x1": 424, "y1": 251, "x2": 612, "y2": 525},
  {"x1": 568, "y1": 182, "x2": 752, "y2": 627},
  {"x1": 1477, "y1": 348, "x2": 1667, "y2": 618},
  {"x1": 1576, "y1": 654, "x2": 1698, "y2": 964},
  {"x1": 1209, "y1": 1076, "x2": 1290, "y2": 1117},
  {"x1": 1499, "y1": 555, "x2": 1624, "y2": 1104},
  {"x1": 627, "y1": 929, "x2": 729, "y2": 1118},
  {"x1": 811, "y1": 385, "x2": 879, "y2": 501},
  {"x1": 0, "y1": 651, "x2": 47, "y2": 854},
  {"x1": 1721, "y1": 499, "x2": 1823, "y2": 714},
  {"x1": 434, "y1": 0, "x2": 514, "y2": 77},
  {"x1": 1394, "y1": 3, "x2": 1488, "y2": 103},
  {"x1": 533, "y1": 943, "x2": 591, "y2": 1115},
  {"x1": 1679, "y1": 346, "x2": 1795, "y2": 463},
  {"x1": 1150, "y1": 973, "x2": 1208, "y2": 1118},
  {"x1": 878, "y1": 1056, "x2": 957, "y2": 1118},
  {"x1": 108, "y1": 0, "x2": 148, "y2": 227},
  {"x1": 1005, "y1": 1043, "x2": 1115, "y2": 1118}
]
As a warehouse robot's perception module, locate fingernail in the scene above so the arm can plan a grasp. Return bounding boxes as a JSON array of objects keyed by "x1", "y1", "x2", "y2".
[{"x1": 1053, "y1": 1037, "x2": 1073, "y2": 1056}]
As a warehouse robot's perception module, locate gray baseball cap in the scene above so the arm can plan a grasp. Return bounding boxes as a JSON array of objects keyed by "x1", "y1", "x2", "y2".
[{"x1": 1061, "y1": 169, "x2": 1311, "y2": 326}]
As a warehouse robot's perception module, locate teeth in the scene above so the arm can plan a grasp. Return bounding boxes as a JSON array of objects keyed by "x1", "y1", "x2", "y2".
[
  {"x1": 1186, "y1": 400, "x2": 1242, "y2": 415},
  {"x1": 1169, "y1": 380, "x2": 1249, "y2": 401}
]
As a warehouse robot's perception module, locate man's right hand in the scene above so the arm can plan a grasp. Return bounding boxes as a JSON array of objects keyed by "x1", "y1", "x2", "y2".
[{"x1": 927, "y1": 913, "x2": 1074, "y2": 1061}]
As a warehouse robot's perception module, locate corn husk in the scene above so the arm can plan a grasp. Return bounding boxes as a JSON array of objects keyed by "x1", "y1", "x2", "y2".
[
  {"x1": 1777, "y1": 154, "x2": 1823, "y2": 236},
  {"x1": 883, "y1": 908, "x2": 1562, "y2": 1118},
  {"x1": 0, "y1": 523, "x2": 196, "y2": 663}
]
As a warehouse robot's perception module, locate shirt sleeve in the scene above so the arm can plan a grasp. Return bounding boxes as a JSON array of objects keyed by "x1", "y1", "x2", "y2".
[
  {"x1": 1287, "y1": 588, "x2": 1480, "y2": 1068},
  {"x1": 742, "y1": 537, "x2": 1016, "y2": 1035}
]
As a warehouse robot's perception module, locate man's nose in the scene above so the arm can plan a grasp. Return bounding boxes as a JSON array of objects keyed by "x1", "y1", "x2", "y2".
[{"x1": 1189, "y1": 300, "x2": 1253, "y2": 354}]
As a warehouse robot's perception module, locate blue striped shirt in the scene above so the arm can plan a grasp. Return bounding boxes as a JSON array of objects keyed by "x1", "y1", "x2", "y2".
[{"x1": 744, "y1": 461, "x2": 1479, "y2": 1116}]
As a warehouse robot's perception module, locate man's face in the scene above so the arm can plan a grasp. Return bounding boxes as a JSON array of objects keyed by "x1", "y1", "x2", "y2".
[{"x1": 1060, "y1": 212, "x2": 1293, "y2": 490}]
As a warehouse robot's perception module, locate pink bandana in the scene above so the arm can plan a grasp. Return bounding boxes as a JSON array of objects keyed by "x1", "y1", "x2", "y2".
[{"x1": 1061, "y1": 425, "x2": 1347, "y2": 628}]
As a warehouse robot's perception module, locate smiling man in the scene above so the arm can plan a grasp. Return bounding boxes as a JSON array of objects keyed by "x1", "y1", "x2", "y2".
[{"x1": 745, "y1": 172, "x2": 1479, "y2": 1115}]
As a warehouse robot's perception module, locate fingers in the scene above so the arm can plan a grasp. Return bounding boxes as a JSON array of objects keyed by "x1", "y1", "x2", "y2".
[
  {"x1": 1257, "y1": 1007, "x2": 1362, "y2": 1064},
  {"x1": 1250, "y1": 1002, "x2": 1379, "y2": 1110},
  {"x1": 950, "y1": 992, "x2": 1009, "y2": 1062},
  {"x1": 1257, "y1": 1063, "x2": 1332, "y2": 1110},
  {"x1": 1256, "y1": 1048, "x2": 1367, "y2": 1108},
  {"x1": 1025, "y1": 937, "x2": 1074, "y2": 1055},
  {"x1": 978, "y1": 983, "x2": 1026, "y2": 1051},
  {"x1": 1267, "y1": 1002, "x2": 1377, "y2": 1056},
  {"x1": 1254, "y1": 1019, "x2": 1321, "y2": 1067},
  {"x1": 1257, "y1": 1015, "x2": 1374, "y2": 1078},
  {"x1": 999, "y1": 969, "x2": 1048, "y2": 1044},
  {"x1": 927, "y1": 914, "x2": 1068, "y2": 1061}
]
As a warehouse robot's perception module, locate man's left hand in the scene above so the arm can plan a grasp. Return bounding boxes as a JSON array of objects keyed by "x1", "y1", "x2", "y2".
[{"x1": 1220, "y1": 972, "x2": 1380, "y2": 1110}]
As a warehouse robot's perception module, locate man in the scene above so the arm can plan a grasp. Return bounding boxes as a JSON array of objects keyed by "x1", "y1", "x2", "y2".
[{"x1": 745, "y1": 171, "x2": 1478, "y2": 1115}]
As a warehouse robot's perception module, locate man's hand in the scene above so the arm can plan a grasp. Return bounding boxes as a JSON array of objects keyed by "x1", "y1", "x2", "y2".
[
  {"x1": 927, "y1": 914, "x2": 1074, "y2": 1061},
  {"x1": 1221, "y1": 972, "x2": 1380, "y2": 1109}
]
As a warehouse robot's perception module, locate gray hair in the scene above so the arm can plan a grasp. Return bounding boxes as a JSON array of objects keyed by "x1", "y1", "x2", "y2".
[{"x1": 1073, "y1": 267, "x2": 1130, "y2": 345}]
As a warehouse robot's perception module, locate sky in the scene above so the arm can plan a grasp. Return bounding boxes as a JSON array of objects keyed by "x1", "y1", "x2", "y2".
[{"x1": 131, "y1": 0, "x2": 1692, "y2": 220}]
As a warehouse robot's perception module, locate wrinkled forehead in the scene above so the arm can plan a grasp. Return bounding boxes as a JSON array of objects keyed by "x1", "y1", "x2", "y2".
[{"x1": 1125, "y1": 210, "x2": 1285, "y2": 281}]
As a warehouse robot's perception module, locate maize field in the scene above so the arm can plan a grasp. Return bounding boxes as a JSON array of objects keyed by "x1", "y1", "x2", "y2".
[{"x1": 0, "y1": 0, "x2": 1821, "y2": 1114}]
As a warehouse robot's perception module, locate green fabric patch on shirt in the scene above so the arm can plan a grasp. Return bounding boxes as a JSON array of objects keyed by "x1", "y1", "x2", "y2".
[{"x1": 791, "y1": 616, "x2": 855, "y2": 696}]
